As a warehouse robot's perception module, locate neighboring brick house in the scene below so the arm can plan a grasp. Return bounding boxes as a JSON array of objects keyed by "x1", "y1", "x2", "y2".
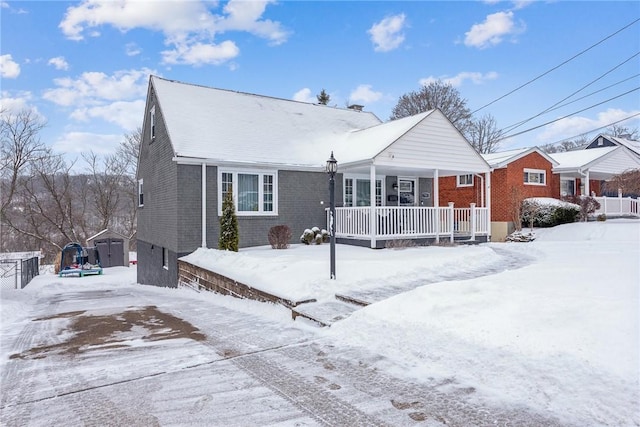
[
  {"x1": 137, "y1": 76, "x2": 491, "y2": 287},
  {"x1": 441, "y1": 145, "x2": 640, "y2": 241}
]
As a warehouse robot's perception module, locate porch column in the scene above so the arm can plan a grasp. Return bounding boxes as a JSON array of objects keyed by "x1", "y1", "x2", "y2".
[
  {"x1": 470, "y1": 203, "x2": 476, "y2": 241},
  {"x1": 583, "y1": 171, "x2": 590, "y2": 196},
  {"x1": 434, "y1": 169, "x2": 440, "y2": 243},
  {"x1": 485, "y1": 171, "x2": 491, "y2": 242},
  {"x1": 370, "y1": 163, "x2": 377, "y2": 249},
  {"x1": 201, "y1": 163, "x2": 207, "y2": 248}
]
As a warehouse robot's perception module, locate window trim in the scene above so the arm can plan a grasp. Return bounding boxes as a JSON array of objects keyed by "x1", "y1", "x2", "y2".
[
  {"x1": 456, "y1": 174, "x2": 474, "y2": 187},
  {"x1": 523, "y1": 168, "x2": 546, "y2": 186},
  {"x1": 217, "y1": 168, "x2": 278, "y2": 216},
  {"x1": 138, "y1": 179, "x2": 144, "y2": 207},
  {"x1": 149, "y1": 106, "x2": 156, "y2": 141},
  {"x1": 343, "y1": 174, "x2": 385, "y2": 207}
]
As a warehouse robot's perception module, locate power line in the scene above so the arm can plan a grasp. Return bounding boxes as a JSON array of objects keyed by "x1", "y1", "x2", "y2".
[
  {"x1": 496, "y1": 86, "x2": 640, "y2": 142},
  {"x1": 539, "y1": 111, "x2": 640, "y2": 147},
  {"x1": 471, "y1": 17, "x2": 640, "y2": 115},
  {"x1": 500, "y1": 52, "x2": 640, "y2": 134}
]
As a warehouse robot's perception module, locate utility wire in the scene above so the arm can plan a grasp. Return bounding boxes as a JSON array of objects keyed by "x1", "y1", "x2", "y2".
[
  {"x1": 540, "y1": 111, "x2": 640, "y2": 147},
  {"x1": 496, "y1": 87, "x2": 640, "y2": 142},
  {"x1": 500, "y1": 52, "x2": 640, "y2": 134},
  {"x1": 471, "y1": 17, "x2": 640, "y2": 115}
]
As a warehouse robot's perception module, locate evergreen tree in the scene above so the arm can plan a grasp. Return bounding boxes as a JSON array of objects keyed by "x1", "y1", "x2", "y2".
[
  {"x1": 316, "y1": 89, "x2": 331, "y2": 105},
  {"x1": 219, "y1": 186, "x2": 239, "y2": 251}
]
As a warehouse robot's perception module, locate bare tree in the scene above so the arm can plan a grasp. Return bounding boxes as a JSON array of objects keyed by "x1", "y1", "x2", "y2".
[
  {"x1": 466, "y1": 113, "x2": 503, "y2": 154},
  {"x1": 83, "y1": 151, "x2": 127, "y2": 231},
  {"x1": 390, "y1": 80, "x2": 472, "y2": 134},
  {"x1": 607, "y1": 124, "x2": 639, "y2": 140},
  {"x1": 1, "y1": 109, "x2": 48, "y2": 218},
  {"x1": 540, "y1": 136, "x2": 588, "y2": 153},
  {"x1": 603, "y1": 169, "x2": 640, "y2": 196}
]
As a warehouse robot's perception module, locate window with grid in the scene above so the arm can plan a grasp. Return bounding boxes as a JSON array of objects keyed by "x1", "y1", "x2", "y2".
[
  {"x1": 457, "y1": 174, "x2": 473, "y2": 187},
  {"x1": 524, "y1": 169, "x2": 546, "y2": 185},
  {"x1": 219, "y1": 170, "x2": 277, "y2": 215}
]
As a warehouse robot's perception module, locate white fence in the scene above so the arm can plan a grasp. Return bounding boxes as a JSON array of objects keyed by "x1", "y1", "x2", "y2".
[
  {"x1": 330, "y1": 204, "x2": 489, "y2": 242},
  {"x1": 592, "y1": 196, "x2": 639, "y2": 217}
]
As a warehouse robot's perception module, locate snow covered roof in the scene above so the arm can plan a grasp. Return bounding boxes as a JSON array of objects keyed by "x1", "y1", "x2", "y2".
[
  {"x1": 482, "y1": 147, "x2": 558, "y2": 169},
  {"x1": 151, "y1": 76, "x2": 382, "y2": 168},
  {"x1": 608, "y1": 135, "x2": 640, "y2": 156},
  {"x1": 550, "y1": 146, "x2": 640, "y2": 178}
]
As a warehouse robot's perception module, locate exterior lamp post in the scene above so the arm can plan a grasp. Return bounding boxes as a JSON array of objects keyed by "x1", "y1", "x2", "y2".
[{"x1": 326, "y1": 152, "x2": 338, "y2": 280}]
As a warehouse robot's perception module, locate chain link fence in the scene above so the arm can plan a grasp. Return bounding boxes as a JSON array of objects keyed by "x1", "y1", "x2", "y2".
[{"x1": 0, "y1": 252, "x2": 41, "y2": 290}]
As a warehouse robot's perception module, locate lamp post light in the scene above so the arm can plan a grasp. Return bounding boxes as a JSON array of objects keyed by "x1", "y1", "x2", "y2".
[{"x1": 326, "y1": 152, "x2": 338, "y2": 280}]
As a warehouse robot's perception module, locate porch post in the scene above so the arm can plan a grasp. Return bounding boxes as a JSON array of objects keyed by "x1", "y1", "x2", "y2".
[
  {"x1": 584, "y1": 171, "x2": 590, "y2": 196},
  {"x1": 470, "y1": 203, "x2": 476, "y2": 241},
  {"x1": 434, "y1": 169, "x2": 440, "y2": 243},
  {"x1": 485, "y1": 171, "x2": 491, "y2": 242},
  {"x1": 448, "y1": 202, "x2": 455, "y2": 243},
  {"x1": 370, "y1": 163, "x2": 377, "y2": 249},
  {"x1": 201, "y1": 163, "x2": 207, "y2": 248}
]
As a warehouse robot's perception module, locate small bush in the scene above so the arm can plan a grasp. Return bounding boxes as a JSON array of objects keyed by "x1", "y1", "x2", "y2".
[
  {"x1": 597, "y1": 214, "x2": 607, "y2": 222},
  {"x1": 562, "y1": 195, "x2": 601, "y2": 221},
  {"x1": 268, "y1": 225, "x2": 292, "y2": 249},
  {"x1": 313, "y1": 233, "x2": 323, "y2": 244},
  {"x1": 321, "y1": 229, "x2": 329, "y2": 243},
  {"x1": 300, "y1": 228, "x2": 315, "y2": 245},
  {"x1": 521, "y1": 198, "x2": 580, "y2": 228}
]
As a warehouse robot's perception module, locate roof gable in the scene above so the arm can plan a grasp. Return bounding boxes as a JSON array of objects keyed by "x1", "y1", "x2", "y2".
[{"x1": 551, "y1": 146, "x2": 640, "y2": 177}]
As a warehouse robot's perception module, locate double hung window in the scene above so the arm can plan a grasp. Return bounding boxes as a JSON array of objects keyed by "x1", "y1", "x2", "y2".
[
  {"x1": 344, "y1": 177, "x2": 383, "y2": 207},
  {"x1": 219, "y1": 170, "x2": 277, "y2": 215},
  {"x1": 457, "y1": 174, "x2": 473, "y2": 187}
]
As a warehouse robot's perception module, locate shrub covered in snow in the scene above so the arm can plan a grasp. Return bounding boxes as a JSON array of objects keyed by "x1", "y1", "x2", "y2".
[
  {"x1": 521, "y1": 198, "x2": 580, "y2": 228},
  {"x1": 505, "y1": 230, "x2": 536, "y2": 242},
  {"x1": 300, "y1": 227, "x2": 330, "y2": 245},
  {"x1": 268, "y1": 225, "x2": 292, "y2": 249}
]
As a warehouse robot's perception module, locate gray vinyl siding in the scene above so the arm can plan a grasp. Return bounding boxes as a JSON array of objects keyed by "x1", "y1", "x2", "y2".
[
  {"x1": 586, "y1": 137, "x2": 615, "y2": 149},
  {"x1": 136, "y1": 240, "x2": 180, "y2": 288},
  {"x1": 177, "y1": 164, "x2": 204, "y2": 253},
  {"x1": 137, "y1": 85, "x2": 179, "y2": 286}
]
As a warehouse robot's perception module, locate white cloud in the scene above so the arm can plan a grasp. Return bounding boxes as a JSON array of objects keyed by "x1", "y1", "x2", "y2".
[
  {"x1": 48, "y1": 56, "x2": 69, "y2": 70},
  {"x1": 349, "y1": 85, "x2": 383, "y2": 104},
  {"x1": 419, "y1": 71, "x2": 499, "y2": 88},
  {"x1": 368, "y1": 14, "x2": 406, "y2": 52},
  {"x1": 70, "y1": 99, "x2": 145, "y2": 131},
  {"x1": 464, "y1": 11, "x2": 524, "y2": 49},
  {"x1": 292, "y1": 88, "x2": 315, "y2": 103},
  {"x1": 125, "y1": 42, "x2": 141, "y2": 56},
  {"x1": 53, "y1": 131, "x2": 121, "y2": 155},
  {"x1": 0, "y1": 54, "x2": 20, "y2": 78},
  {"x1": 42, "y1": 68, "x2": 153, "y2": 107},
  {"x1": 0, "y1": 91, "x2": 38, "y2": 115},
  {"x1": 161, "y1": 40, "x2": 239, "y2": 66},
  {"x1": 537, "y1": 108, "x2": 640, "y2": 142},
  {"x1": 59, "y1": 0, "x2": 288, "y2": 66}
]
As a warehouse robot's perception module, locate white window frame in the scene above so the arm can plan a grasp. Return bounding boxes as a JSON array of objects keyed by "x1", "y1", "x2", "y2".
[
  {"x1": 457, "y1": 174, "x2": 474, "y2": 187},
  {"x1": 149, "y1": 106, "x2": 156, "y2": 141},
  {"x1": 162, "y1": 247, "x2": 168, "y2": 270},
  {"x1": 524, "y1": 168, "x2": 546, "y2": 186},
  {"x1": 217, "y1": 168, "x2": 278, "y2": 216},
  {"x1": 343, "y1": 174, "x2": 385, "y2": 207},
  {"x1": 138, "y1": 179, "x2": 144, "y2": 207}
]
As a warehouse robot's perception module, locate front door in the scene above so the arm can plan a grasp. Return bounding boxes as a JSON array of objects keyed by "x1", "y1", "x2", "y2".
[{"x1": 398, "y1": 179, "x2": 416, "y2": 206}]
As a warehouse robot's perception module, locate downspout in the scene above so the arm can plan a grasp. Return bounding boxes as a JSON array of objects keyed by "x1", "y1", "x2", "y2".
[{"x1": 202, "y1": 163, "x2": 207, "y2": 248}]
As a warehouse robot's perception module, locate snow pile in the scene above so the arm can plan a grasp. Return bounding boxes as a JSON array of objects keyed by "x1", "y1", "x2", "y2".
[{"x1": 326, "y1": 219, "x2": 640, "y2": 426}]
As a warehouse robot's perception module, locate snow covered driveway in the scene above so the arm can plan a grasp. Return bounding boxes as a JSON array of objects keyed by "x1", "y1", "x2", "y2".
[{"x1": 2, "y1": 269, "x2": 565, "y2": 426}]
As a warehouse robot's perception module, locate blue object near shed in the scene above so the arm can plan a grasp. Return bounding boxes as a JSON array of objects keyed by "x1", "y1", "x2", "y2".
[{"x1": 58, "y1": 243, "x2": 103, "y2": 277}]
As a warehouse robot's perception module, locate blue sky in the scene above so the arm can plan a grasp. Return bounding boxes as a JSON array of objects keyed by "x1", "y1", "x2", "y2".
[{"x1": 1, "y1": 0, "x2": 639, "y2": 162}]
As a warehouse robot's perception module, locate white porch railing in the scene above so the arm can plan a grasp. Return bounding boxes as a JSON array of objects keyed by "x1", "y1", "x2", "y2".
[
  {"x1": 330, "y1": 204, "x2": 489, "y2": 242},
  {"x1": 592, "y1": 196, "x2": 640, "y2": 217}
]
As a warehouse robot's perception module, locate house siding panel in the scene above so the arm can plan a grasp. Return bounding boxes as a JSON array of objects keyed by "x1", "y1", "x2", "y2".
[
  {"x1": 136, "y1": 240, "x2": 180, "y2": 288},
  {"x1": 137, "y1": 85, "x2": 179, "y2": 286},
  {"x1": 177, "y1": 164, "x2": 204, "y2": 253},
  {"x1": 377, "y1": 112, "x2": 489, "y2": 173}
]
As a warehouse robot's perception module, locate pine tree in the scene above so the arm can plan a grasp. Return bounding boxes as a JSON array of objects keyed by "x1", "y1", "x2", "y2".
[
  {"x1": 219, "y1": 186, "x2": 239, "y2": 251},
  {"x1": 316, "y1": 89, "x2": 330, "y2": 105}
]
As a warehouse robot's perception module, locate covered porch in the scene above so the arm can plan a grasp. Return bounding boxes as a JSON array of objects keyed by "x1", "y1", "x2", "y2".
[{"x1": 325, "y1": 109, "x2": 493, "y2": 249}]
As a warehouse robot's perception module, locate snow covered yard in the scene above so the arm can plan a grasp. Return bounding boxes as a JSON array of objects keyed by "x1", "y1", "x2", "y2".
[{"x1": 1, "y1": 219, "x2": 638, "y2": 426}]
